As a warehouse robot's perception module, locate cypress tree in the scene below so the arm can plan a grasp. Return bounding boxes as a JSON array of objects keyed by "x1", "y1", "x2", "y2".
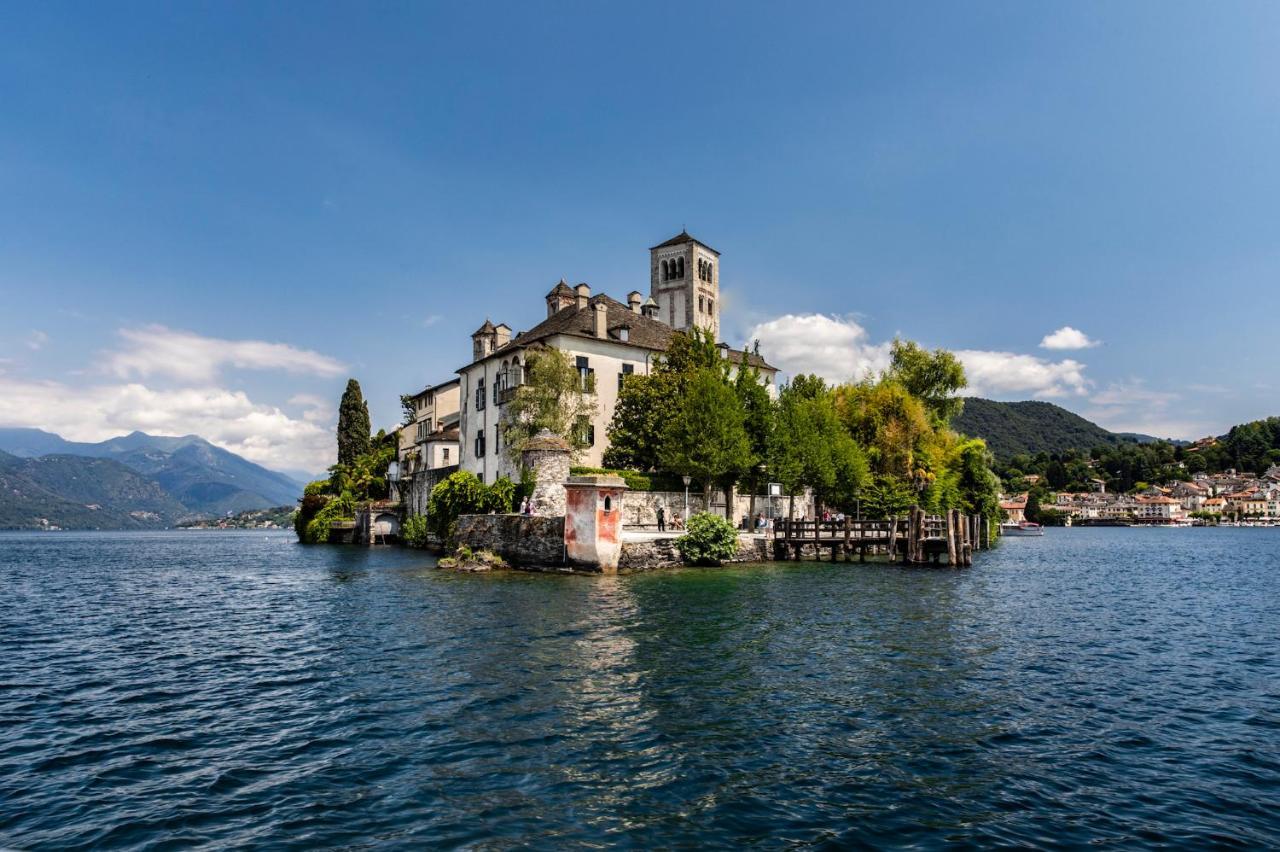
[{"x1": 336, "y1": 378, "x2": 371, "y2": 467}]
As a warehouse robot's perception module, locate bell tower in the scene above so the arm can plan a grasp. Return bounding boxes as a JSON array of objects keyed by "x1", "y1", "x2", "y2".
[{"x1": 649, "y1": 229, "x2": 719, "y2": 339}]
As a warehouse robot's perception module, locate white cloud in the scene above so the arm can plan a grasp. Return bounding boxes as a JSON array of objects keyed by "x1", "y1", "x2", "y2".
[
  {"x1": 745, "y1": 314, "x2": 891, "y2": 383},
  {"x1": 422, "y1": 314, "x2": 443, "y2": 328},
  {"x1": 103, "y1": 325, "x2": 347, "y2": 382},
  {"x1": 956, "y1": 350, "x2": 1091, "y2": 398},
  {"x1": 0, "y1": 377, "x2": 335, "y2": 472},
  {"x1": 746, "y1": 313, "x2": 1092, "y2": 398},
  {"x1": 1040, "y1": 326, "x2": 1100, "y2": 350},
  {"x1": 25, "y1": 330, "x2": 48, "y2": 351}
]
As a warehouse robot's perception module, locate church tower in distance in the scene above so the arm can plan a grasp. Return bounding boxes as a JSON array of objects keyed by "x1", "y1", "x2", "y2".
[{"x1": 649, "y1": 230, "x2": 720, "y2": 340}]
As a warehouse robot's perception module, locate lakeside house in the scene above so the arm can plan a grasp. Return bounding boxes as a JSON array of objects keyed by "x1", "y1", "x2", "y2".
[
  {"x1": 397, "y1": 379, "x2": 461, "y2": 477},
  {"x1": 451, "y1": 231, "x2": 777, "y2": 484}
]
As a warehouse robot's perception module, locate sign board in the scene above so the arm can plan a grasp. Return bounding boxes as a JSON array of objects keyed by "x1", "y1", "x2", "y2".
[{"x1": 768, "y1": 482, "x2": 782, "y2": 497}]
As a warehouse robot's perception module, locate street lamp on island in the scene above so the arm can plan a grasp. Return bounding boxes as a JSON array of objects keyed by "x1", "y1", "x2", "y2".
[{"x1": 682, "y1": 475, "x2": 691, "y2": 523}]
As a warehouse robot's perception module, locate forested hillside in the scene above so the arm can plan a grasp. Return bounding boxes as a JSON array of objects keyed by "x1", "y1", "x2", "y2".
[{"x1": 953, "y1": 398, "x2": 1142, "y2": 459}]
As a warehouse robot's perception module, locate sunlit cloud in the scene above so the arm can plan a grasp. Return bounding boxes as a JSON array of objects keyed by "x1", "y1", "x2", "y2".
[
  {"x1": 1040, "y1": 326, "x2": 1100, "y2": 350},
  {"x1": 103, "y1": 325, "x2": 347, "y2": 383}
]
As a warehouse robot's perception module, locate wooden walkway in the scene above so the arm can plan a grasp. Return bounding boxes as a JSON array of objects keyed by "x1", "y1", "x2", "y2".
[{"x1": 771, "y1": 508, "x2": 988, "y2": 566}]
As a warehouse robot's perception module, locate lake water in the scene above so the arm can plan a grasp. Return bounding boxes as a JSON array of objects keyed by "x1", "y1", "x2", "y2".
[{"x1": 2, "y1": 528, "x2": 1278, "y2": 849}]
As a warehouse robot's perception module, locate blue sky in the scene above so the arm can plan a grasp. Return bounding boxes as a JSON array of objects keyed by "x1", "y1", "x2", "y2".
[{"x1": 2, "y1": 2, "x2": 1279, "y2": 475}]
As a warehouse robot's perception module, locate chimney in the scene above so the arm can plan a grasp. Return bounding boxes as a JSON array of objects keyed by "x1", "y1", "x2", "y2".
[
  {"x1": 494, "y1": 323, "x2": 511, "y2": 348},
  {"x1": 593, "y1": 301, "x2": 608, "y2": 339},
  {"x1": 627, "y1": 291, "x2": 643, "y2": 314},
  {"x1": 575, "y1": 283, "x2": 590, "y2": 309}
]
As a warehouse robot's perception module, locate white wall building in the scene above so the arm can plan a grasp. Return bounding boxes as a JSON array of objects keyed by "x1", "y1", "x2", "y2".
[{"x1": 457, "y1": 232, "x2": 777, "y2": 484}]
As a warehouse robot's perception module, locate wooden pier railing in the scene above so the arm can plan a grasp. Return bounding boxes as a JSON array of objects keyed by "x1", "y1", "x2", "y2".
[{"x1": 771, "y1": 508, "x2": 984, "y2": 566}]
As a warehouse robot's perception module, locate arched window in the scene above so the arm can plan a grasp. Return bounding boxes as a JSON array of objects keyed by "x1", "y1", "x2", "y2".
[
  {"x1": 604, "y1": 495, "x2": 612, "y2": 512},
  {"x1": 661, "y1": 260, "x2": 669, "y2": 281},
  {"x1": 676, "y1": 257, "x2": 685, "y2": 278},
  {"x1": 706, "y1": 262, "x2": 713, "y2": 281}
]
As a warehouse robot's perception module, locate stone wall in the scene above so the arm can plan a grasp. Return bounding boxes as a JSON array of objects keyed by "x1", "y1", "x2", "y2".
[
  {"x1": 618, "y1": 533, "x2": 772, "y2": 572},
  {"x1": 399, "y1": 464, "x2": 458, "y2": 519},
  {"x1": 455, "y1": 514, "x2": 565, "y2": 567},
  {"x1": 622, "y1": 490, "x2": 815, "y2": 529}
]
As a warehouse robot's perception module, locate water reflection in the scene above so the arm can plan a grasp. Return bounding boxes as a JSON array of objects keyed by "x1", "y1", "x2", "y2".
[{"x1": 2, "y1": 529, "x2": 1279, "y2": 847}]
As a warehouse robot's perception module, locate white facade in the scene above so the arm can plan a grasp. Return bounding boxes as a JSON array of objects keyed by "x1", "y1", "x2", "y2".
[
  {"x1": 397, "y1": 379, "x2": 460, "y2": 476},
  {"x1": 459, "y1": 333, "x2": 667, "y2": 484}
]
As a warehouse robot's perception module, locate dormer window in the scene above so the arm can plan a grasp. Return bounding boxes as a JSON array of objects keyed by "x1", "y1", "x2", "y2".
[{"x1": 619, "y1": 326, "x2": 630, "y2": 342}]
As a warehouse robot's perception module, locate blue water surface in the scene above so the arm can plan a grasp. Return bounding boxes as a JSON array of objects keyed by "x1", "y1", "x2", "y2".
[{"x1": 1, "y1": 527, "x2": 1277, "y2": 849}]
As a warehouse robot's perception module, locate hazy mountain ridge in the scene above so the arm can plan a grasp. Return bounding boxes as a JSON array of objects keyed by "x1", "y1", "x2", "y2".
[
  {"x1": 0, "y1": 429, "x2": 304, "y2": 528},
  {"x1": 0, "y1": 451, "x2": 192, "y2": 529},
  {"x1": 953, "y1": 398, "x2": 1160, "y2": 459}
]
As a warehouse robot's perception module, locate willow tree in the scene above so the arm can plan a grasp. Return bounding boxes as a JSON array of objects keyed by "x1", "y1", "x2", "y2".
[
  {"x1": 884, "y1": 338, "x2": 968, "y2": 426},
  {"x1": 502, "y1": 347, "x2": 597, "y2": 461},
  {"x1": 336, "y1": 378, "x2": 371, "y2": 467}
]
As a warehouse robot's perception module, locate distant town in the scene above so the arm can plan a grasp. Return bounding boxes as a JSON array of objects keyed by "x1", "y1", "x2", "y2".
[{"x1": 1002, "y1": 455, "x2": 1280, "y2": 526}]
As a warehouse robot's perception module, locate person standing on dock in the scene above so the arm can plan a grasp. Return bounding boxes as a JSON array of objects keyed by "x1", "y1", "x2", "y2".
[{"x1": 657, "y1": 504, "x2": 666, "y2": 533}]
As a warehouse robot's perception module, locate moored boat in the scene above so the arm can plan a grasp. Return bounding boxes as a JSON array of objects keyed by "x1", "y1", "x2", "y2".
[{"x1": 1000, "y1": 521, "x2": 1044, "y2": 537}]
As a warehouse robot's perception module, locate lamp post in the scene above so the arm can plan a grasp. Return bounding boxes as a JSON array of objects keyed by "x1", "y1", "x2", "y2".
[{"x1": 682, "y1": 475, "x2": 691, "y2": 524}]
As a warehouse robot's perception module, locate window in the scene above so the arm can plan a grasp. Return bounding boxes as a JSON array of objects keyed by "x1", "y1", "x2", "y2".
[
  {"x1": 443, "y1": 448, "x2": 450, "y2": 463},
  {"x1": 661, "y1": 259, "x2": 669, "y2": 281},
  {"x1": 676, "y1": 257, "x2": 685, "y2": 278},
  {"x1": 618, "y1": 362, "x2": 634, "y2": 392},
  {"x1": 698, "y1": 295, "x2": 705, "y2": 312},
  {"x1": 416, "y1": 420, "x2": 431, "y2": 442},
  {"x1": 707, "y1": 298, "x2": 714, "y2": 315},
  {"x1": 494, "y1": 425, "x2": 501, "y2": 454},
  {"x1": 475, "y1": 432, "x2": 486, "y2": 458},
  {"x1": 475, "y1": 377, "x2": 486, "y2": 411},
  {"x1": 575, "y1": 416, "x2": 595, "y2": 447},
  {"x1": 576, "y1": 356, "x2": 594, "y2": 393}
]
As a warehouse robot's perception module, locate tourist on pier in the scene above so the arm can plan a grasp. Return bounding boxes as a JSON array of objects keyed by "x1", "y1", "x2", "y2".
[{"x1": 657, "y1": 504, "x2": 666, "y2": 532}]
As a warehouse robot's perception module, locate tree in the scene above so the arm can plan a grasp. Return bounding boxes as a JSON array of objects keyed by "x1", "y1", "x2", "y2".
[
  {"x1": 337, "y1": 379, "x2": 371, "y2": 467},
  {"x1": 770, "y1": 375, "x2": 869, "y2": 515},
  {"x1": 835, "y1": 378, "x2": 931, "y2": 480},
  {"x1": 602, "y1": 371, "x2": 675, "y2": 470},
  {"x1": 400, "y1": 394, "x2": 417, "y2": 427},
  {"x1": 734, "y1": 352, "x2": 775, "y2": 501},
  {"x1": 603, "y1": 327, "x2": 729, "y2": 471},
  {"x1": 502, "y1": 348, "x2": 597, "y2": 461},
  {"x1": 1045, "y1": 459, "x2": 1069, "y2": 490},
  {"x1": 660, "y1": 367, "x2": 754, "y2": 516},
  {"x1": 884, "y1": 338, "x2": 967, "y2": 425}
]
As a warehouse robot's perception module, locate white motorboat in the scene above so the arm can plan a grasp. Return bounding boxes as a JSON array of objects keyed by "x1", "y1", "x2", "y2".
[{"x1": 1000, "y1": 521, "x2": 1044, "y2": 537}]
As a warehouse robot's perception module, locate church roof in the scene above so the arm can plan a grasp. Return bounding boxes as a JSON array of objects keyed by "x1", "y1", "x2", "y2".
[
  {"x1": 471, "y1": 319, "x2": 496, "y2": 336},
  {"x1": 460, "y1": 293, "x2": 773, "y2": 371},
  {"x1": 649, "y1": 229, "x2": 720, "y2": 256},
  {"x1": 546, "y1": 280, "x2": 575, "y2": 297}
]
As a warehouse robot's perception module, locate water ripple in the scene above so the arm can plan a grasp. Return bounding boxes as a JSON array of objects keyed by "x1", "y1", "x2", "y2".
[{"x1": 1, "y1": 528, "x2": 1278, "y2": 848}]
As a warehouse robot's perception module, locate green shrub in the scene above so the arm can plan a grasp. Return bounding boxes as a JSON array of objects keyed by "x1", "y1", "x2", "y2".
[
  {"x1": 570, "y1": 466, "x2": 654, "y2": 492},
  {"x1": 302, "y1": 491, "x2": 355, "y2": 544},
  {"x1": 295, "y1": 493, "x2": 329, "y2": 540},
  {"x1": 303, "y1": 479, "x2": 332, "y2": 498},
  {"x1": 402, "y1": 514, "x2": 432, "y2": 548},
  {"x1": 675, "y1": 512, "x2": 740, "y2": 566},
  {"x1": 427, "y1": 472, "x2": 516, "y2": 540},
  {"x1": 485, "y1": 476, "x2": 517, "y2": 514}
]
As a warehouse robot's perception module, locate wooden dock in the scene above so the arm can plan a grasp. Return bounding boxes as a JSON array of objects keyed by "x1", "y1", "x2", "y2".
[{"x1": 771, "y1": 508, "x2": 988, "y2": 566}]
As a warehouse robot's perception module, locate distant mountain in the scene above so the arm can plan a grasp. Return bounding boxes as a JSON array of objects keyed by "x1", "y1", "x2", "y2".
[
  {"x1": 953, "y1": 398, "x2": 1156, "y2": 459},
  {"x1": 0, "y1": 451, "x2": 190, "y2": 529},
  {"x1": 0, "y1": 428, "x2": 304, "y2": 521}
]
